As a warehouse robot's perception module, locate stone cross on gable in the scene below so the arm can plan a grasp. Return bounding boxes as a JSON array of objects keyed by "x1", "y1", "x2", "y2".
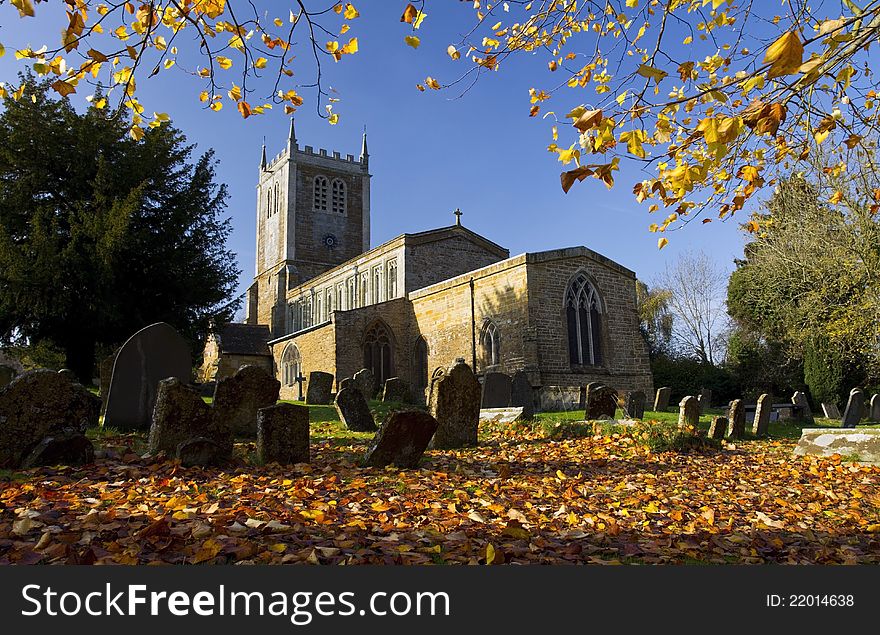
[
  {"x1": 295, "y1": 372, "x2": 307, "y2": 401},
  {"x1": 454, "y1": 208, "x2": 462, "y2": 225}
]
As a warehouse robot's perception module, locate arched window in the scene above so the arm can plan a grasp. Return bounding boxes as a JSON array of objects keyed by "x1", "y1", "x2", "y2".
[
  {"x1": 281, "y1": 344, "x2": 301, "y2": 387},
  {"x1": 372, "y1": 265, "x2": 383, "y2": 303},
  {"x1": 387, "y1": 259, "x2": 398, "y2": 299},
  {"x1": 565, "y1": 272, "x2": 603, "y2": 366},
  {"x1": 479, "y1": 320, "x2": 500, "y2": 368},
  {"x1": 359, "y1": 272, "x2": 368, "y2": 306},
  {"x1": 326, "y1": 288, "x2": 334, "y2": 315},
  {"x1": 413, "y1": 336, "x2": 429, "y2": 396},
  {"x1": 267, "y1": 187, "x2": 272, "y2": 218},
  {"x1": 347, "y1": 276, "x2": 357, "y2": 308},
  {"x1": 363, "y1": 322, "x2": 395, "y2": 385},
  {"x1": 314, "y1": 175, "x2": 329, "y2": 211},
  {"x1": 331, "y1": 178, "x2": 346, "y2": 214},
  {"x1": 274, "y1": 182, "x2": 281, "y2": 215}
]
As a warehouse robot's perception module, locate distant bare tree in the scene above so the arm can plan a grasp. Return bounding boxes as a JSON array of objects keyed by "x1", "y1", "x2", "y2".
[{"x1": 654, "y1": 251, "x2": 728, "y2": 366}]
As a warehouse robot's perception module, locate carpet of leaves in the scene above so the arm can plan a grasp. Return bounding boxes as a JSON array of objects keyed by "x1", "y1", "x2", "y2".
[{"x1": 2, "y1": 420, "x2": 879, "y2": 565}]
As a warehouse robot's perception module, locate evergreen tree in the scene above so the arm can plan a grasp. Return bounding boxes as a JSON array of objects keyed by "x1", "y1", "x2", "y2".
[{"x1": 0, "y1": 75, "x2": 240, "y2": 381}]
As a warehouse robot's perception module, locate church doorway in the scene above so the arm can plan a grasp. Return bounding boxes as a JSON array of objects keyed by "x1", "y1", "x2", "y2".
[{"x1": 363, "y1": 322, "x2": 395, "y2": 386}]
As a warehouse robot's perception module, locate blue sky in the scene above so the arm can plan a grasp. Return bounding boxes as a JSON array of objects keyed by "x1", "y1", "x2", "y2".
[{"x1": 1, "y1": 2, "x2": 749, "y2": 312}]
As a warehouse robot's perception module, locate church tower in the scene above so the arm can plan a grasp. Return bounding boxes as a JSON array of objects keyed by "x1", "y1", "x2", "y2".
[{"x1": 246, "y1": 121, "x2": 371, "y2": 334}]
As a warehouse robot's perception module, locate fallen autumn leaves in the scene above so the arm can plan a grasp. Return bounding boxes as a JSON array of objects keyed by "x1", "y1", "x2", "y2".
[{"x1": 2, "y1": 421, "x2": 879, "y2": 565}]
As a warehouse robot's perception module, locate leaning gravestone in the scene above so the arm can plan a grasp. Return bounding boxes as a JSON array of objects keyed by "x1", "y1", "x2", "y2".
[
  {"x1": 382, "y1": 377, "x2": 411, "y2": 403},
  {"x1": 429, "y1": 360, "x2": 482, "y2": 449},
  {"x1": 708, "y1": 416, "x2": 728, "y2": 440},
  {"x1": 481, "y1": 372, "x2": 512, "y2": 409},
  {"x1": 677, "y1": 396, "x2": 700, "y2": 434},
  {"x1": 0, "y1": 364, "x2": 17, "y2": 388},
  {"x1": 147, "y1": 378, "x2": 232, "y2": 459},
  {"x1": 586, "y1": 385, "x2": 618, "y2": 420},
  {"x1": 305, "y1": 371, "x2": 334, "y2": 405},
  {"x1": 335, "y1": 386, "x2": 377, "y2": 432},
  {"x1": 104, "y1": 322, "x2": 192, "y2": 431},
  {"x1": 791, "y1": 391, "x2": 814, "y2": 423},
  {"x1": 624, "y1": 390, "x2": 647, "y2": 420},
  {"x1": 697, "y1": 388, "x2": 712, "y2": 414},
  {"x1": 727, "y1": 399, "x2": 746, "y2": 439},
  {"x1": 212, "y1": 365, "x2": 280, "y2": 437},
  {"x1": 821, "y1": 402, "x2": 841, "y2": 419},
  {"x1": 871, "y1": 394, "x2": 880, "y2": 421},
  {"x1": 99, "y1": 351, "x2": 118, "y2": 415},
  {"x1": 363, "y1": 410, "x2": 439, "y2": 469},
  {"x1": 510, "y1": 371, "x2": 535, "y2": 420},
  {"x1": 653, "y1": 386, "x2": 672, "y2": 412},
  {"x1": 582, "y1": 381, "x2": 603, "y2": 409},
  {"x1": 257, "y1": 403, "x2": 310, "y2": 464},
  {"x1": 177, "y1": 437, "x2": 227, "y2": 467},
  {"x1": 353, "y1": 368, "x2": 377, "y2": 400},
  {"x1": 0, "y1": 370, "x2": 99, "y2": 469},
  {"x1": 842, "y1": 388, "x2": 865, "y2": 428},
  {"x1": 22, "y1": 431, "x2": 95, "y2": 469},
  {"x1": 338, "y1": 378, "x2": 353, "y2": 392},
  {"x1": 752, "y1": 393, "x2": 772, "y2": 437}
]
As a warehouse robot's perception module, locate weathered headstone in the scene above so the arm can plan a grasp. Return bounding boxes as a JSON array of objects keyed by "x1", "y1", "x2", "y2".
[
  {"x1": 586, "y1": 385, "x2": 618, "y2": 420},
  {"x1": 624, "y1": 390, "x2": 647, "y2": 420},
  {"x1": 382, "y1": 377, "x2": 411, "y2": 403},
  {"x1": 363, "y1": 410, "x2": 438, "y2": 468},
  {"x1": 708, "y1": 416, "x2": 728, "y2": 440},
  {"x1": 791, "y1": 391, "x2": 814, "y2": 423},
  {"x1": 0, "y1": 364, "x2": 17, "y2": 388},
  {"x1": 334, "y1": 387, "x2": 377, "y2": 432},
  {"x1": 582, "y1": 381, "x2": 603, "y2": 410},
  {"x1": 104, "y1": 322, "x2": 192, "y2": 431},
  {"x1": 677, "y1": 396, "x2": 700, "y2": 434},
  {"x1": 257, "y1": 403, "x2": 310, "y2": 464},
  {"x1": 177, "y1": 437, "x2": 227, "y2": 467},
  {"x1": 353, "y1": 368, "x2": 377, "y2": 400},
  {"x1": 481, "y1": 372, "x2": 512, "y2": 409},
  {"x1": 0, "y1": 370, "x2": 100, "y2": 469},
  {"x1": 727, "y1": 399, "x2": 746, "y2": 439},
  {"x1": 870, "y1": 394, "x2": 880, "y2": 421},
  {"x1": 148, "y1": 378, "x2": 231, "y2": 458},
  {"x1": 842, "y1": 388, "x2": 865, "y2": 428},
  {"x1": 429, "y1": 360, "x2": 481, "y2": 449},
  {"x1": 821, "y1": 402, "x2": 841, "y2": 419},
  {"x1": 752, "y1": 393, "x2": 772, "y2": 436},
  {"x1": 305, "y1": 371, "x2": 334, "y2": 405},
  {"x1": 21, "y1": 431, "x2": 95, "y2": 469},
  {"x1": 793, "y1": 428, "x2": 880, "y2": 463},
  {"x1": 99, "y1": 352, "x2": 117, "y2": 415},
  {"x1": 653, "y1": 386, "x2": 672, "y2": 412},
  {"x1": 212, "y1": 365, "x2": 280, "y2": 437},
  {"x1": 697, "y1": 388, "x2": 712, "y2": 414},
  {"x1": 338, "y1": 378, "x2": 353, "y2": 392},
  {"x1": 509, "y1": 371, "x2": 535, "y2": 420}
]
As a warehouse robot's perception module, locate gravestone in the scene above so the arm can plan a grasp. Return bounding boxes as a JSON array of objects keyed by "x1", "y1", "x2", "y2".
[
  {"x1": 338, "y1": 378, "x2": 353, "y2": 392},
  {"x1": 382, "y1": 377, "x2": 411, "y2": 403},
  {"x1": 842, "y1": 388, "x2": 865, "y2": 428},
  {"x1": 334, "y1": 387, "x2": 377, "y2": 432},
  {"x1": 821, "y1": 402, "x2": 841, "y2": 419},
  {"x1": 363, "y1": 410, "x2": 438, "y2": 469},
  {"x1": 104, "y1": 322, "x2": 192, "y2": 431},
  {"x1": 752, "y1": 393, "x2": 772, "y2": 437},
  {"x1": 708, "y1": 416, "x2": 728, "y2": 440},
  {"x1": 871, "y1": 394, "x2": 880, "y2": 421},
  {"x1": 99, "y1": 352, "x2": 117, "y2": 415},
  {"x1": 509, "y1": 371, "x2": 535, "y2": 420},
  {"x1": 479, "y1": 407, "x2": 524, "y2": 426},
  {"x1": 582, "y1": 381, "x2": 603, "y2": 410},
  {"x1": 727, "y1": 399, "x2": 746, "y2": 439},
  {"x1": 0, "y1": 370, "x2": 100, "y2": 469},
  {"x1": 697, "y1": 388, "x2": 712, "y2": 414},
  {"x1": 429, "y1": 360, "x2": 482, "y2": 449},
  {"x1": 653, "y1": 386, "x2": 672, "y2": 412},
  {"x1": 147, "y1": 378, "x2": 232, "y2": 459},
  {"x1": 0, "y1": 364, "x2": 17, "y2": 388},
  {"x1": 177, "y1": 438, "x2": 227, "y2": 467},
  {"x1": 624, "y1": 390, "x2": 646, "y2": 420},
  {"x1": 21, "y1": 431, "x2": 95, "y2": 469},
  {"x1": 791, "y1": 391, "x2": 814, "y2": 423},
  {"x1": 481, "y1": 372, "x2": 512, "y2": 409},
  {"x1": 212, "y1": 365, "x2": 280, "y2": 437},
  {"x1": 793, "y1": 428, "x2": 880, "y2": 463},
  {"x1": 353, "y1": 368, "x2": 377, "y2": 400},
  {"x1": 586, "y1": 385, "x2": 618, "y2": 420},
  {"x1": 677, "y1": 396, "x2": 700, "y2": 434},
  {"x1": 257, "y1": 403, "x2": 310, "y2": 464},
  {"x1": 305, "y1": 371, "x2": 334, "y2": 405}
]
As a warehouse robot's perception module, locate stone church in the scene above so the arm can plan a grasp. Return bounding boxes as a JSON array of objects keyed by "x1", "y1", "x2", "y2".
[{"x1": 201, "y1": 122, "x2": 653, "y2": 409}]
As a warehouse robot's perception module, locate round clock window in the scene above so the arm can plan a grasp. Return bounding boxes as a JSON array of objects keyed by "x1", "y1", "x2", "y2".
[{"x1": 323, "y1": 234, "x2": 338, "y2": 247}]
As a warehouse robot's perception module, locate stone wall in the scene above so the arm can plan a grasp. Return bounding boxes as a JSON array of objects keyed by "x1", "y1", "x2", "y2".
[
  {"x1": 405, "y1": 232, "x2": 507, "y2": 292},
  {"x1": 271, "y1": 321, "x2": 337, "y2": 400}
]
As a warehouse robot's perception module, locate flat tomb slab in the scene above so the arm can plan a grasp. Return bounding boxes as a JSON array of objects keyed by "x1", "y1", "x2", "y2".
[
  {"x1": 479, "y1": 407, "x2": 524, "y2": 426},
  {"x1": 793, "y1": 428, "x2": 880, "y2": 464}
]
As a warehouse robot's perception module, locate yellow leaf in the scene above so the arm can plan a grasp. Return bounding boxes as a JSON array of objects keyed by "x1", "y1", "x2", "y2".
[
  {"x1": 51, "y1": 80, "x2": 76, "y2": 97},
  {"x1": 413, "y1": 11, "x2": 427, "y2": 29},
  {"x1": 227, "y1": 84, "x2": 242, "y2": 101},
  {"x1": 401, "y1": 4, "x2": 418, "y2": 23},
  {"x1": 11, "y1": 0, "x2": 35, "y2": 18},
  {"x1": 573, "y1": 108, "x2": 603, "y2": 132},
  {"x1": 486, "y1": 543, "x2": 497, "y2": 564},
  {"x1": 129, "y1": 125, "x2": 145, "y2": 141},
  {"x1": 0, "y1": 44, "x2": 5, "y2": 59},
  {"x1": 94, "y1": 97, "x2": 106, "y2": 109},
  {"x1": 404, "y1": 35, "x2": 420, "y2": 49},
  {"x1": 209, "y1": 101, "x2": 223, "y2": 111},
  {"x1": 426, "y1": 76, "x2": 440, "y2": 90},
  {"x1": 342, "y1": 37, "x2": 358, "y2": 54},
  {"x1": 636, "y1": 64, "x2": 667, "y2": 85},
  {"x1": 216, "y1": 56, "x2": 232, "y2": 70},
  {"x1": 658, "y1": 237, "x2": 668, "y2": 250},
  {"x1": 199, "y1": 91, "x2": 209, "y2": 102},
  {"x1": 274, "y1": 17, "x2": 283, "y2": 27},
  {"x1": 763, "y1": 31, "x2": 803, "y2": 78},
  {"x1": 254, "y1": 57, "x2": 268, "y2": 69},
  {"x1": 238, "y1": 101, "x2": 252, "y2": 119},
  {"x1": 447, "y1": 45, "x2": 460, "y2": 60},
  {"x1": 344, "y1": 3, "x2": 359, "y2": 20},
  {"x1": 328, "y1": 113, "x2": 339, "y2": 125},
  {"x1": 829, "y1": 190, "x2": 843, "y2": 204},
  {"x1": 371, "y1": 501, "x2": 392, "y2": 512}
]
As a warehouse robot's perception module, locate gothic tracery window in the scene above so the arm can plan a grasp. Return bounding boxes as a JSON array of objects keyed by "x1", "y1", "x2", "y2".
[
  {"x1": 281, "y1": 344, "x2": 301, "y2": 388},
  {"x1": 331, "y1": 178, "x2": 346, "y2": 214},
  {"x1": 479, "y1": 320, "x2": 500, "y2": 368},
  {"x1": 363, "y1": 322, "x2": 395, "y2": 386},
  {"x1": 565, "y1": 272, "x2": 603, "y2": 366},
  {"x1": 314, "y1": 175, "x2": 329, "y2": 211}
]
